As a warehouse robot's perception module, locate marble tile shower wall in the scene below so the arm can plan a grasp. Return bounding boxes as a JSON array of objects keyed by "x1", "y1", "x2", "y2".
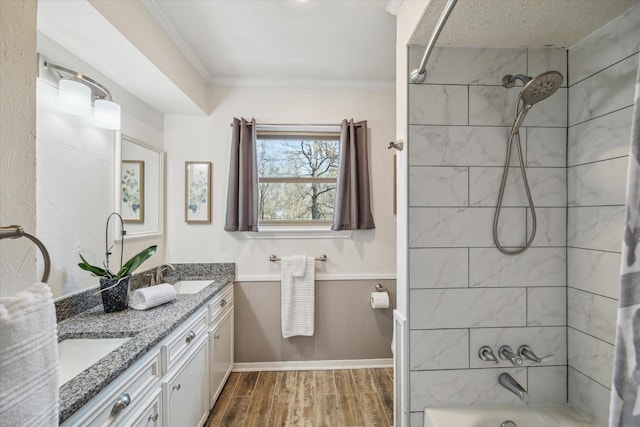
[
  {"x1": 407, "y1": 46, "x2": 568, "y2": 426},
  {"x1": 566, "y1": 5, "x2": 640, "y2": 426}
]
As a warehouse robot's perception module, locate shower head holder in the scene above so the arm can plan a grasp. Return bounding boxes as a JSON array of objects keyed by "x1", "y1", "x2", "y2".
[{"x1": 502, "y1": 74, "x2": 532, "y2": 88}]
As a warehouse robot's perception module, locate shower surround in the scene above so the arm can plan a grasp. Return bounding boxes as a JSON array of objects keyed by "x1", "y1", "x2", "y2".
[{"x1": 406, "y1": 5, "x2": 639, "y2": 427}]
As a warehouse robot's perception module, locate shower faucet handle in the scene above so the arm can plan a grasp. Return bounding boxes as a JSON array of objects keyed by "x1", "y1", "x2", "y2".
[
  {"x1": 518, "y1": 345, "x2": 554, "y2": 363},
  {"x1": 499, "y1": 345, "x2": 523, "y2": 366},
  {"x1": 478, "y1": 346, "x2": 499, "y2": 364}
]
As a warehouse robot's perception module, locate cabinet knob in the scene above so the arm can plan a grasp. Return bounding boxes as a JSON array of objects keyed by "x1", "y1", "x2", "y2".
[
  {"x1": 185, "y1": 330, "x2": 196, "y2": 343},
  {"x1": 172, "y1": 383, "x2": 181, "y2": 391},
  {"x1": 110, "y1": 393, "x2": 131, "y2": 417},
  {"x1": 214, "y1": 334, "x2": 221, "y2": 340},
  {"x1": 220, "y1": 299, "x2": 227, "y2": 307},
  {"x1": 148, "y1": 413, "x2": 159, "y2": 422}
]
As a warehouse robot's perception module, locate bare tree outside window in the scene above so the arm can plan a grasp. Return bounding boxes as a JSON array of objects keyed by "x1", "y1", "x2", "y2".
[{"x1": 257, "y1": 133, "x2": 339, "y2": 224}]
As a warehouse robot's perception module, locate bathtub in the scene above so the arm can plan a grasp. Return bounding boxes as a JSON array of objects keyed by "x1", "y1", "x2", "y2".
[{"x1": 424, "y1": 405, "x2": 594, "y2": 427}]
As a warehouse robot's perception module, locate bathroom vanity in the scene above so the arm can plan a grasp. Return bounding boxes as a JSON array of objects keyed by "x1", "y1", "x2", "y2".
[{"x1": 56, "y1": 265, "x2": 234, "y2": 426}]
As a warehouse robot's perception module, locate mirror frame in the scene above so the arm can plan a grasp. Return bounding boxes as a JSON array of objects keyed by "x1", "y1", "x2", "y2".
[{"x1": 117, "y1": 134, "x2": 164, "y2": 239}]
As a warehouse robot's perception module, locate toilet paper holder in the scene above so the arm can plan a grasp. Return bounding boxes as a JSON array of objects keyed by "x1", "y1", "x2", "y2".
[{"x1": 375, "y1": 283, "x2": 387, "y2": 292}]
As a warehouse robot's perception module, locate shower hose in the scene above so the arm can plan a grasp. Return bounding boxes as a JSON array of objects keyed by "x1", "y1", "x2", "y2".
[{"x1": 493, "y1": 95, "x2": 537, "y2": 255}]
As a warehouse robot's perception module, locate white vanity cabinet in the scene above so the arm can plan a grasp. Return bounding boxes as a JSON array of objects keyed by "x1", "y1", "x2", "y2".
[
  {"x1": 61, "y1": 351, "x2": 161, "y2": 426},
  {"x1": 61, "y1": 282, "x2": 234, "y2": 427},
  {"x1": 208, "y1": 285, "x2": 234, "y2": 406},
  {"x1": 162, "y1": 335, "x2": 209, "y2": 427},
  {"x1": 119, "y1": 388, "x2": 162, "y2": 427}
]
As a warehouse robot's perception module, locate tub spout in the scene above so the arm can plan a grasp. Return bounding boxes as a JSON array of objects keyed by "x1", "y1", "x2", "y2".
[{"x1": 498, "y1": 373, "x2": 529, "y2": 403}]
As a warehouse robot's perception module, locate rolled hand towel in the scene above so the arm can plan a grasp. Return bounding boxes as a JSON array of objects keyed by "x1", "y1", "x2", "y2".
[{"x1": 129, "y1": 284, "x2": 176, "y2": 310}]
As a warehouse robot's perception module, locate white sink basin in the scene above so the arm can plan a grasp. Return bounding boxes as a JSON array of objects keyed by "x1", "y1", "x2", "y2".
[
  {"x1": 58, "y1": 337, "x2": 129, "y2": 385},
  {"x1": 172, "y1": 280, "x2": 213, "y2": 294}
]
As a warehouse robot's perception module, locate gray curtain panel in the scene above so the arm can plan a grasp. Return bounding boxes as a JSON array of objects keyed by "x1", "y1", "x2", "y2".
[
  {"x1": 224, "y1": 117, "x2": 259, "y2": 232},
  {"x1": 331, "y1": 119, "x2": 375, "y2": 231},
  {"x1": 610, "y1": 65, "x2": 640, "y2": 426}
]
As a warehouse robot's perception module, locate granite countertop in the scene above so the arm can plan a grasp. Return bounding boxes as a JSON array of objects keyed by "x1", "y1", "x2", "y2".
[{"x1": 57, "y1": 273, "x2": 234, "y2": 424}]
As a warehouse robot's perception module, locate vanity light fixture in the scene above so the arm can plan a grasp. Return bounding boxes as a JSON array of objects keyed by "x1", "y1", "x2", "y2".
[{"x1": 44, "y1": 61, "x2": 121, "y2": 130}]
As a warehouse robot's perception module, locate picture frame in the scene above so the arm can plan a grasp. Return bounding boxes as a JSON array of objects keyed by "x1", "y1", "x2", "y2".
[
  {"x1": 185, "y1": 161, "x2": 212, "y2": 223},
  {"x1": 121, "y1": 160, "x2": 145, "y2": 223}
]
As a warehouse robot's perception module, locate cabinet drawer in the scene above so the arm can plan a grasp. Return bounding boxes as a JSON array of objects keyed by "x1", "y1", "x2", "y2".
[
  {"x1": 160, "y1": 309, "x2": 208, "y2": 374},
  {"x1": 116, "y1": 388, "x2": 161, "y2": 427},
  {"x1": 63, "y1": 351, "x2": 160, "y2": 427},
  {"x1": 208, "y1": 285, "x2": 233, "y2": 324}
]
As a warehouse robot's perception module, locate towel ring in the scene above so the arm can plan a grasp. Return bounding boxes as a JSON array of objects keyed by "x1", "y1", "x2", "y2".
[{"x1": 0, "y1": 225, "x2": 51, "y2": 283}]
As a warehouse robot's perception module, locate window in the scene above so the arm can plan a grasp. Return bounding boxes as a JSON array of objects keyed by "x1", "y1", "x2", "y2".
[{"x1": 256, "y1": 126, "x2": 340, "y2": 226}]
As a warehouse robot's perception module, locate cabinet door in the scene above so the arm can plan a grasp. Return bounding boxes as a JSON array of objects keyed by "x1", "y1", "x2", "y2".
[
  {"x1": 210, "y1": 309, "x2": 233, "y2": 405},
  {"x1": 163, "y1": 337, "x2": 209, "y2": 427}
]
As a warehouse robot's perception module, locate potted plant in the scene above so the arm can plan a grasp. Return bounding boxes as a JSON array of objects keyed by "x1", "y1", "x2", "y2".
[{"x1": 78, "y1": 244, "x2": 157, "y2": 312}]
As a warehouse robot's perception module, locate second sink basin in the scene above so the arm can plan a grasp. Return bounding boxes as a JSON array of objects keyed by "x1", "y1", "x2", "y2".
[
  {"x1": 58, "y1": 337, "x2": 130, "y2": 385},
  {"x1": 172, "y1": 280, "x2": 213, "y2": 294}
]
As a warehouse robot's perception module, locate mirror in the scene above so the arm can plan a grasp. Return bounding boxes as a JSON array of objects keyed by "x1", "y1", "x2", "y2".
[{"x1": 119, "y1": 136, "x2": 163, "y2": 238}]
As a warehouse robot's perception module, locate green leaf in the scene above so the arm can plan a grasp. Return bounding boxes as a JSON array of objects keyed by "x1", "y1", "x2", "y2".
[
  {"x1": 78, "y1": 253, "x2": 111, "y2": 277},
  {"x1": 117, "y1": 245, "x2": 157, "y2": 278}
]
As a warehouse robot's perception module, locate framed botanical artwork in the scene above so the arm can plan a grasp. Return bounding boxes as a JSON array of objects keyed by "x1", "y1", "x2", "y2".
[
  {"x1": 185, "y1": 161, "x2": 212, "y2": 223},
  {"x1": 121, "y1": 160, "x2": 145, "y2": 223}
]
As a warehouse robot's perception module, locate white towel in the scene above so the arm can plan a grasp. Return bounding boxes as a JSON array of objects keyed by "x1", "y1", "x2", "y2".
[
  {"x1": 0, "y1": 283, "x2": 59, "y2": 427},
  {"x1": 288, "y1": 255, "x2": 307, "y2": 277},
  {"x1": 281, "y1": 256, "x2": 315, "y2": 338},
  {"x1": 129, "y1": 283, "x2": 176, "y2": 310}
]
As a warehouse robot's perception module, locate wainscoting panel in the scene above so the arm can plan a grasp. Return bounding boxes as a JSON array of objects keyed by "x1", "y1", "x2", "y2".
[{"x1": 234, "y1": 280, "x2": 396, "y2": 363}]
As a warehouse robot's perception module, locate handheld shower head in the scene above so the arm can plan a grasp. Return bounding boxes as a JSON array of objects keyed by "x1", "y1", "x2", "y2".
[
  {"x1": 520, "y1": 71, "x2": 563, "y2": 107},
  {"x1": 508, "y1": 71, "x2": 563, "y2": 134}
]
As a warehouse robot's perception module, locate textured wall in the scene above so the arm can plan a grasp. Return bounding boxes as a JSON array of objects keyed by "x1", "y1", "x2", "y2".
[
  {"x1": 234, "y1": 279, "x2": 395, "y2": 363},
  {"x1": 0, "y1": 0, "x2": 38, "y2": 297},
  {"x1": 406, "y1": 45, "x2": 568, "y2": 426},
  {"x1": 36, "y1": 35, "x2": 166, "y2": 299},
  {"x1": 164, "y1": 86, "x2": 396, "y2": 281},
  {"x1": 567, "y1": 6, "x2": 640, "y2": 426}
]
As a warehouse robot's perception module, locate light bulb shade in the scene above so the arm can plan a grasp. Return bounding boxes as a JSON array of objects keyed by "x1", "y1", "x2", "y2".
[
  {"x1": 59, "y1": 79, "x2": 91, "y2": 116},
  {"x1": 94, "y1": 99, "x2": 121, "y2": 130}
]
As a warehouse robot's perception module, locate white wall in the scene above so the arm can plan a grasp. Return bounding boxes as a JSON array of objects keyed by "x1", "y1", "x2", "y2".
[
  {"x1": 36, "y1": 35, "x2": 166, "y2": 298},
  {"x1": 0, "y1": 0, "x2": 38, "y2": 297},
  {"x1": 394, "y1": 0, "x2": 428, "y2": 321},
  {"x1": 165, "y1": 85, "x2": 396, "y2": 280}
]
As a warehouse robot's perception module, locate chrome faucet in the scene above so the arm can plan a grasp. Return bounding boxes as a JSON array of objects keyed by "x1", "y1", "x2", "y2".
[
  {"x1": 518, "y1": 345, "x2": 553, "y2": 363},
  {"x1": 498, "y1": 373, "x2": 529, "y2": 403},
  {"x1": 478, "y1": 346, "x2": 498, "y2": 364},
  {"x1": 499, "y1": 345, "x2": 523, "y2": 366},
  {"x1": 154, "y1": 263, "x2": 175, "y2": 284}
]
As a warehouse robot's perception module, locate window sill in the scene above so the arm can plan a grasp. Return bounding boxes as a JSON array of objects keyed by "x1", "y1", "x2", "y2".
[{"x1": 240, "y1": 226, "x2": 352, "y2": 239}]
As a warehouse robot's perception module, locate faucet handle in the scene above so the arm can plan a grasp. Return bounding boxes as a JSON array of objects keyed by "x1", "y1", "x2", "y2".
[
  {"x1": 499, "y1": 345, "x2": 523, "y2": 366},
  {"x1": 518, "y1": 345, "x2": 553, "y2": 363},
  {"x1": 478, "y1": 346, "x2": 499, "y2": 364}
]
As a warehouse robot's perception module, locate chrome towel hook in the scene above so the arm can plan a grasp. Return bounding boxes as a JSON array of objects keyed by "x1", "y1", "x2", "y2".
[{"x1": 387, "y1": 140, "x2": 403, "y2": 151}]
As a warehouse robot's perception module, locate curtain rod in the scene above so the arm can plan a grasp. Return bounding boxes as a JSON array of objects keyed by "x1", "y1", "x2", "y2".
[
  {"x1": 228, "y1": 122, "x2": 362, "y2": 127},
  {"x1": 410, "y1": 0, "x2": 458, "y2": 83}
]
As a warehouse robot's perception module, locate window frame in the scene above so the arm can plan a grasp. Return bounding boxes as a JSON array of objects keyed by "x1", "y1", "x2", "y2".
[{"x1": 255, "y1": 124, "x2": 341, "y2": 229}]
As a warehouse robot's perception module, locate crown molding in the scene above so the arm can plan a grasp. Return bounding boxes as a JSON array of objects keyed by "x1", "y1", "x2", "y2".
[
  {"x1": 211, "y1": 76, "x2": 395, "y2": 91},
  {"x1": 141, "y1": 0, "x2": 212, "y2": 83}
]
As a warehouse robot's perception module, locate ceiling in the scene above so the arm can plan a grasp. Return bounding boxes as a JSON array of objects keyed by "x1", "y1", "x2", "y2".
[
  {"x1": 143, "y1": 0, "x2": 397, "y2": 86},
  {"x1": 36, "y1": 0, "x2": 640, "y2": 115},
  {"x1": 411, "y1": 0, "x2": 640, "y2": 48}
]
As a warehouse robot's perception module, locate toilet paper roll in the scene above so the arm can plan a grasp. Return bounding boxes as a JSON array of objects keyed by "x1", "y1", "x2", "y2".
[{"x1": 370, "y1": 291, "x2": 390, "y2": 309}]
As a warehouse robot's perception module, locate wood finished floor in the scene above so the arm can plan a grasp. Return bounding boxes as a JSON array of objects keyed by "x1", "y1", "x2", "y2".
[{"x1": 205, "y1": 368, "x2": 393, "y2": 427}]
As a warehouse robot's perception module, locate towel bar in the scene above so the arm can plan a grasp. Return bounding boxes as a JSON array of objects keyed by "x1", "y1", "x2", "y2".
[
  {"x1": 269, "y1": 254, "x2": 327, "y2": 262},
  {"x1": 0, "y1": 225, "x2": 51, "y2": 283}
]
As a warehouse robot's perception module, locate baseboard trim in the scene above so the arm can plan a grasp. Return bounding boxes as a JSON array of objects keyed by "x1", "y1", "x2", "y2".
[{"x1": 232, "y1": 358, "x2": 393, "y2": 372}]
